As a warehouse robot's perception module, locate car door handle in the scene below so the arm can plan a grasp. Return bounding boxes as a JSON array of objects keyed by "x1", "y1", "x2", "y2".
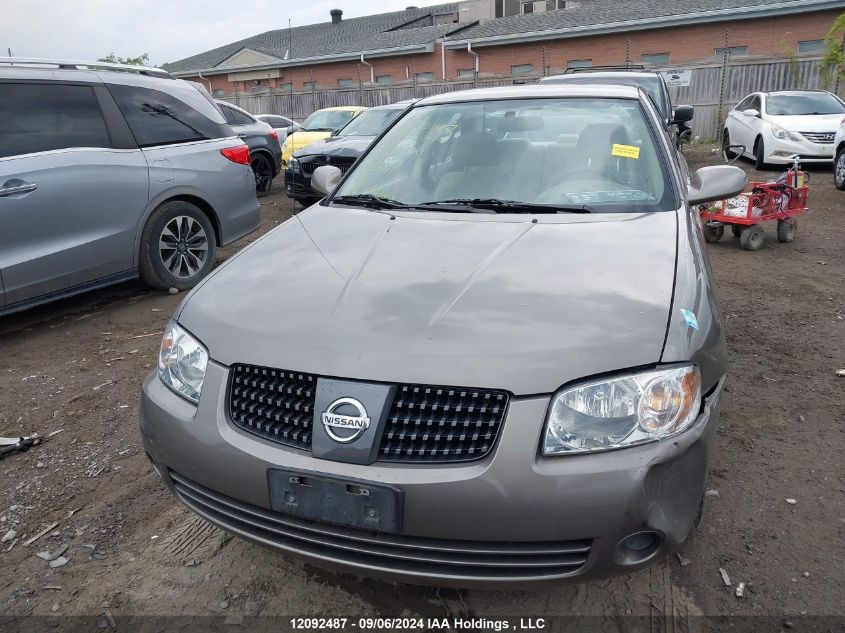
[{"x1": 0, "y1": 183, "x2": 38, "y2": 197}]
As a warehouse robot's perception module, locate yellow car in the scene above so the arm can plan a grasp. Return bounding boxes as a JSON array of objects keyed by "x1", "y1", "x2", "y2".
[{"x1": 281, "y1": 106, "x2": 367, "y2": 166}]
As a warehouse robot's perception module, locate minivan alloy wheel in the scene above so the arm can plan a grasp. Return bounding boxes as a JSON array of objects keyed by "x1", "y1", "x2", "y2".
[{"x1": 159, "y1": 216, "x2": 209, "y2": 279}]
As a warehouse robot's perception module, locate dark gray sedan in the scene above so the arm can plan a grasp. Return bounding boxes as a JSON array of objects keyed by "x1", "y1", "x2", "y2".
[
  {"x1": 216, "y1": 101, "x2": 281, "y2": 196},
  {"x1": 141, "y1": 84, "x2": 745, "y2": 587}
]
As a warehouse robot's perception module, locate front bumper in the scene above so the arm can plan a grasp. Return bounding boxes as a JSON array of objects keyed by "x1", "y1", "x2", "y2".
[
  {"x1": 284, "y1": 168, "x2": 317, "y2": 200},
  {"x1": 140, "y1": 363, "x2": 724, "y2": 587},
  {"x1": 765, "y1": 134, "x2": 835, "y2": 164}
]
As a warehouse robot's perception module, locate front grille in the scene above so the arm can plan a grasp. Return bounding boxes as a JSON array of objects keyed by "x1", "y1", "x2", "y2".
[
  {"x1": 229, "y1": 364, "x2": 317, "y2": 450},
  {"x1": 227, "y1": 364, "x2": 509, "y2": 463},
  {"x1": 302, "y1": 157, "x2": 356, "y2": 175},
  {"x1": 379, "y1": 385, "x2": 509, "y2": 462},
  {"x1": 800, "y1": 131, "x2": 835, "y2": 144},
  {"x1": 170, "y1": 472, "x2": 592, "y2": 581}
]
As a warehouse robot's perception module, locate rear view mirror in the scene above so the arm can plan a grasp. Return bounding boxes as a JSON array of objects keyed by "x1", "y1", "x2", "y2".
[
  {"x1": 311, "y1": 165, "x2": 343, "y2": 196},
  {"x1": 742, "y1": 108, "x2": 760, "y2": 118},
  {"x1": 688, "y1": 165, "x2": 746, "y2": 206},
  {"x1": 672, "y1": 105, "x2": 695, "y2": 124}
]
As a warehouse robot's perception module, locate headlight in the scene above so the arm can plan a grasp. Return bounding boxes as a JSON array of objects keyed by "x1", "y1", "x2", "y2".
[
  {"x1": 281, "y1": 139, "x2": 290, "y2": 152},
  {"x1": 543, "y1": 365, "x2": 701, "y2": 455},
  {"x1": 771, "y1": 125, "x2": 798, "y2": 141},
  {"x1": 287, "y1": 157, "x2": 301, "y2": 173},
  {"x1": 158, "y1": 322, "x2": 208, "y2": 404}
]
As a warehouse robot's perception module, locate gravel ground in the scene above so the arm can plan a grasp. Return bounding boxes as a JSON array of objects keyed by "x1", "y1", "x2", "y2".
[{"x1": 0, "y1": 149, "x2": 843, "y2": 629}]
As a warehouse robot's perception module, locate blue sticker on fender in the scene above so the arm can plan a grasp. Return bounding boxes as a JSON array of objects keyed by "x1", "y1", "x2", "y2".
[{"x1": 680, "y1": 309, "x2": 700, "y2": 331}]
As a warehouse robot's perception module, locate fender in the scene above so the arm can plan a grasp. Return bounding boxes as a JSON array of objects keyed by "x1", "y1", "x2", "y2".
[{"x1": 131, "y1": 186, "x2": 222, "y2": 268}]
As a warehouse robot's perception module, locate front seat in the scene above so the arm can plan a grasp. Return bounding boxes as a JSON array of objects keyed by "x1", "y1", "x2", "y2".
[
  {"x1": 575, "y1": 123, "x2": 631, "y2": 173},
  {"x1": 434, "y1": 132, "x2": 503, "y2": 200}
]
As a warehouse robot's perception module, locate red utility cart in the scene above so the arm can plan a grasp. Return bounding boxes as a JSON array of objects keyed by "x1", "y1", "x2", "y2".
[{"x1": 699, "y1": 161, "x2": 808, "y2": 251}]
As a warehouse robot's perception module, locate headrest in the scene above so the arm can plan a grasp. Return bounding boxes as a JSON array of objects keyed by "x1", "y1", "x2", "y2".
[
  {"x1": 452, "y1": 132, "x2": 500, "y2": 167},
  {"x1": 497, "y1": 115, "x2": 544, "y2": 133}
]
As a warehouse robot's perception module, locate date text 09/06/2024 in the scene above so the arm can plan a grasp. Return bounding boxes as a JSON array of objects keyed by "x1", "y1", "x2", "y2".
[{"x1": 289, "y1": 617, "x2": 547, "y2": 630}]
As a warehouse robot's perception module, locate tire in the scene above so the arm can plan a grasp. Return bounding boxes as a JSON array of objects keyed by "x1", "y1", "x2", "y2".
[
  {"x1": 754, "y1": 137, "x2": 766, "y2": 170},
  {"x1": 703, "y1": 223, "x2": 724, "y2": 243},
  {"x1": 731, "y1": 224, "x2": 744, "y2": 238},
  {"x1": 722, "y1": 129, "x2": 735, "y2": 162},
  {"x1": 139, "y1": 200, "x2": 217, "y2": 291},
  {"x1": 834, "y1": 147, "x2": 845, "y2": 191},
  {"x1": 739, "y1": 224, "x2": 765, "y2": 251},
  {"x1": 777, "y1": 219, "x2": 796, "y2": 243},
  {"x1": 251, "y1": 154, "x2": 274, "y2": 197}
]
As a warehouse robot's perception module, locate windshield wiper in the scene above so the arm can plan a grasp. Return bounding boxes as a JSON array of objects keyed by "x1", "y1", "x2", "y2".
[
  {"x1": 330, "y1": 194, "x2": 408, "y2": 210},
  {"x1": 421, "y1": 198, "x2": 593, "y2": 214}
]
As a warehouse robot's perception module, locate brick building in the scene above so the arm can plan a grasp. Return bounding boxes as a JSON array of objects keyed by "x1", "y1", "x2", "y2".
[{"x1": 164, "y1": 0, "x2": 845, "y2": 96}]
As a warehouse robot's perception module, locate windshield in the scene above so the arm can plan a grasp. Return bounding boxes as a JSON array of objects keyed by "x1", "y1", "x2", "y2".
[
  {"x1": 765, "y1": 93, "x2": 845, "y2": 116},
  {"x1": 301, "y1": 109, "x2": 357, "y2": 132},
  {"x1": 338, "y1": 107, "x2": 403, "y2": 137},
  {"x1": 333, "y1": 98, "x2": 673, "y2": 213}
]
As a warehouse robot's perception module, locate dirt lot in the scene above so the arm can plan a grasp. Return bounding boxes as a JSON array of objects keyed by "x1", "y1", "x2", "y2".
[{"x1": 1, "y1": 150, "x2": 843, "y2": 629}]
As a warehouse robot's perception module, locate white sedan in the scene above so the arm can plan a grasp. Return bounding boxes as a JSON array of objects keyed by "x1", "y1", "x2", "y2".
[{"x1": 722, "y1": 90, "x2": 844, "y2": 168}]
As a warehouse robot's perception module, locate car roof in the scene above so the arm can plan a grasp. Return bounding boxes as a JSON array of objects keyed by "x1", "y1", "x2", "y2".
[
  {"x1": 318, "y1": 106, "x2": 367, "y2": 112},
  {"x1": 215, "y1": 100, "x2": 252, "y2": 115},
  {"x1": 763, "y1": 90, "x2": 831, "y2": 96},
  {"x1": 416, "y1": 84, "x2": 641, "y2": 106},
  {"x1": 541, "y1": 71, "x2": 661, "y2": 81},
  {"x1": 0, "y1": 64, "x2": 182, "y2": 91}
]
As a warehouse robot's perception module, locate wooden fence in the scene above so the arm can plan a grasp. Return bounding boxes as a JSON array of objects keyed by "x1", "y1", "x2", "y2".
[{"x1": 219, "y1": 55, "x2": 836, "y2": 141}]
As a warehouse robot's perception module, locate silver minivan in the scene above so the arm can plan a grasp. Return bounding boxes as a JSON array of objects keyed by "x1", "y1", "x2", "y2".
[
  {"x1": 141, "y1": 84, "x2": 746, "y2": 587},
  {"x1": 0, "y1": 58, "x2": 260, "y2": 315}
]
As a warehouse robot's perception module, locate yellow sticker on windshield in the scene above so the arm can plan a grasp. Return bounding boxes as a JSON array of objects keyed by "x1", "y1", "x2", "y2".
[{"x1": 612, "y1": 144, "x2": 641, "y2": 159}]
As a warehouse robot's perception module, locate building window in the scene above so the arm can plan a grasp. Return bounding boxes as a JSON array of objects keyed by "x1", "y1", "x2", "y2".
[
  {"x1": 715, "y1": 46, "x2": 748, "y2": 58},
  {"x1": 511, "y1": 64, "x2": 534, "y2": 75},
  {"x1": 641, "y1": 52, "x2": 670, "y2": 65},
  {"x1": 416, "y1": 72, "x2": 434, "y2": 82},
  {"x1": 375, "y1": 75, "x2": 392, "y2": 85},
  {"x1": 212, "y1": 89, "x2": 225, "y2": 97},
  {"x1": 277, "y1": 83, "x2": 292, "y2": 93},
  {"x1": 567, "y1": 59, "x2": 592, "y2": 68},
  {"x1": 797, "y1": 40, "x2": 825, "y2": 54},
  {"x1": 522, "y1": 1, "x2": 534, "y2": 14},
  {"x1": 458, "y1": 68, "x2": 475, "y2": 77},
  {"x1": 546, "y1": 0, "x2": 566, "y2": 9},
  {"x1": 303, "y1": 81, "x2": 317, "y2": 90},
  {"x1": 337, "y1": 79, "x2": 354, "y2": 88}
]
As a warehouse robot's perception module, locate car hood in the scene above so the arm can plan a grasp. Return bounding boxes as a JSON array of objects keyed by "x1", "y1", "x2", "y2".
[
  {"x1": 285, "y1": 130, "x2": 332, "y2": 153},
  {"x1": 179, "y1": 205, "x2": 678, "y2": 395},
  {"x1": 767, "y1": 113, "x2": 842, "y2": 132},
  {"x1": 295, "y1": 136, "x2": 374, "y2": 158}
]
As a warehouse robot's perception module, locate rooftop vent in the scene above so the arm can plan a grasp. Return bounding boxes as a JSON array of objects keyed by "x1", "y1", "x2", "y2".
[{"x1": 330, "y1": 9, "x2": 343, "y2": 24}]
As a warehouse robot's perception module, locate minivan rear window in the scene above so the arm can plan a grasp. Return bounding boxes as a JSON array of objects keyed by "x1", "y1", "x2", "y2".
[
  {"x1": 109, "y1": 84, "x2": 230, "y2": 147},
  {"x1": 0, "y1": 84, "x2": 111, "y2": 158}
]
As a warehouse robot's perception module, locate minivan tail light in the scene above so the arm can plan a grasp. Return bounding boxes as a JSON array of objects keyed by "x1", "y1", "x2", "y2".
[
  {"x1": 220, "y1": 145, "x2": 251, "y2": 165},
  {"x1": 269, "y1": 130, "x2": 279, "y2": 141}
]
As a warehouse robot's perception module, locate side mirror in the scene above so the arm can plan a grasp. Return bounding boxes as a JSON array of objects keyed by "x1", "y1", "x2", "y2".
[
  {"x1": 742, "y1": 108, "x2": 760, "y2": 118},
  {"x1": 673, "y1": 105, "x2": 695, "y2": 124},
  {"x1": 286, "y1": 125, "x2": 295, "y2": 135},
  {"x1": 688, "y1": 165, "x2": 747, "y2": 206},
  {"x1": 311, "y1": 165, "x2": 343, "y2": 196}
]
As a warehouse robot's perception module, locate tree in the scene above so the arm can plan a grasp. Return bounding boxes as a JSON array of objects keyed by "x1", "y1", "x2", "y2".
[
  {"x1": 820, "y1": 13, "x2": 845, "y2": 91},
  {"x1": 98, "y1": 53, "x2": 149, "y2": 66}
]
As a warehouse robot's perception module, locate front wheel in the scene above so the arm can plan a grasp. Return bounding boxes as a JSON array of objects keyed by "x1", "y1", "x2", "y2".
[
  {"x1": 740, "y1": 224, "x2": 765, "y2": 251},
  {"x1": 834, "y1": 148, "x2": 845, "y2": 191},
  {"x1": 722, "y1": 130, "x2": 735, "y2": 162},
  {"x1": 251, "y1": 154, "x2": 275, "y2": 197},
  {"x1": 139, "y1": 201, "x2": 217, "y2": 291},
  {"x1": 777, "y1": 219, "x2": 796, "y2": 243},
  {"x1": 703, "y1": 224, "x2": 724, "y2": 243},
  {"x1": 754, "y1": 137, "x2": 766, "y2": 170}
]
